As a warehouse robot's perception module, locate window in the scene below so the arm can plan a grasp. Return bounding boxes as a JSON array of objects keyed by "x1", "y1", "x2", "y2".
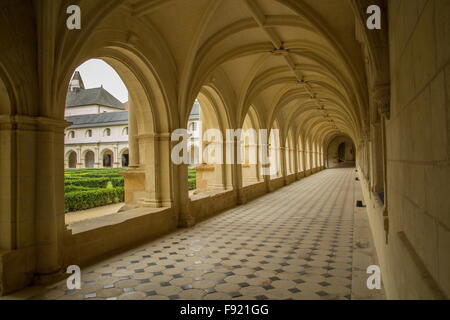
[
  {"x1": 104, "y1": 128, "x2": 111, "y2": 137},
  {"x1": 68, "y1": 131, "x2": 75, "y2": 139},
  {"x1": 86, "y1": 129, "x2": 92, "y2": 138},
  {"x1": 123, "y1": 127, "x2": 129, "y2": 136}
]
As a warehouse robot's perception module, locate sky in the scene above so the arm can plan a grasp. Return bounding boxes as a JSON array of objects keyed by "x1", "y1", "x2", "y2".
[{"x1": 74, "y1": 59, "x2": 129, "y2": 103}]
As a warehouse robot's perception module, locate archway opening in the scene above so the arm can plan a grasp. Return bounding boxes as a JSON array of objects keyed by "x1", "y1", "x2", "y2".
[
  {"x1": 102, "y1": 149, "x2": 114, "y2": 168},
  {"x1": 188, "y1": 87, "x2": 232, "y2": 199},
  {"x1": 241, "y1": 106, "x2": 260, "y2": 186},
  {"x1": 338, "y1": 143, "x2": 346, "y2": 162},
  {"x1": 84, "y1": 150, "x2": 95, "y2": 168},
  {"x1": 63, "y1": 58, "x2": 132, "y2": 218},
  {"x1": 269, "y1": 121, "x2": 282, "y2": 179},
  {"x1": 68, "y1": 151, "x2": 77, "y2": 169},
  {"x1": 121, "y1": 149, "x2": 129, "y2": 168},
  {"x1": 327, "y1": 136, "x2": 356, "y2": 168}
]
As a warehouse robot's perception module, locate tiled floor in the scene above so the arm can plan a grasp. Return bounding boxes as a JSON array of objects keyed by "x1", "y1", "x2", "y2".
[{"x1": 32, "y1": 167, "x2": 356, "y2": 300}]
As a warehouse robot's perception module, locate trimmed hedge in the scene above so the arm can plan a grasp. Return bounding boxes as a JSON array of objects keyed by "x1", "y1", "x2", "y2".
[
  {"x1": 65, "y1": 177, "x2": 112, "y2": 189},
  {"x1": 64, "y1": 187, "x2": 124, "y2": 213},
  {"x1": 64, "y1": 185, "x2": 92, "y2": 193},
  {"x1": 64, "y1": 168, "x2": 196, "y2": 212},
  {"x1": 64, "y1": 168, "x2": 125, "y2": 212}
]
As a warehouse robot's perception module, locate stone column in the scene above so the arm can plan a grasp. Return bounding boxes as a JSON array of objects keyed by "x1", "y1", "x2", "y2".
[
  {"x1": 0, "y1": 115, "x2": 70, "y2": 291},
  {"x1": 94, "y1": 146, "x2": 100, "y2": 168},
  {"x1": 232, "y1": 136, "x2": 246, "y2": 205},
  {"x1": 293, "y1": 145, "x2": 299, "y2": 179},
  {"x1": 33, "y1": 116, "x2": 70, "y2": 284},
  {"x1": 0, "y1": 115, "x2": 39, "y2": 294},
  {"x1": 128, "y1": 98, "x2": 140, "y2": 168},
  {"x1": 138, "y1": 133, "x2": 173, "y2": 208},
  {"x1": 77, "y1": 145, "x2": 82, "y2": 168},
  {"x1": 279, "y1": 144, "x2": 288, "y2": 185},
  {"x1": 113, "y1": 145, "x2": 119, "y2": 168}
]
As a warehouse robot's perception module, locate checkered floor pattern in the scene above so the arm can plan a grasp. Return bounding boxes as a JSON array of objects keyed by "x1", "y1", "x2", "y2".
[{"x1": 32, "y1": 167, "x2": 356, "y2": 300}]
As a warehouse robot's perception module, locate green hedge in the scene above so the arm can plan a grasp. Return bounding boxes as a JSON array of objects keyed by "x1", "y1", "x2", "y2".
[
  {"x1": 64, "y1": 169, "x2": 125, "y2": 212},
  {"x1": 64, "y1": 185, "x2": 92, "y2": 193},
  {"x1": 188, "y1": 168, "x2": 196, "y2": 190},
  {"x1": 65, "y1": 177, "x2": 112, "y2": 189},
  {"x1": 64, "y1": 187, "x2": 124, "y2": 213}
]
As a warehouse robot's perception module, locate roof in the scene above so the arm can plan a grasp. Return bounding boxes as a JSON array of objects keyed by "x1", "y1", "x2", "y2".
[
  {"x1": 66, "y1": 111, "x2": 128, "y2": 129},
  {"x1": 66, "y1": 87, "x2": 125, "y2": 110},
  {"x1": 189, "y1": 101, "x2": 200, "y2": 120},
  {"x1": 70, "y1": 71, "x2": 85, "y2": 89}
]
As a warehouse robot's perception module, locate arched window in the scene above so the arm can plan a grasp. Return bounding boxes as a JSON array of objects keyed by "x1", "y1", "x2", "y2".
[
  {"x1": 68, "y1": 131, "x2": 75, "y2": 139},
  {"x1": 104, "y1": 128, "x2": 111, "y2": 137},
  {"x1": 189, "y1": 122, "x2": 196, "y2": 131},
  {"x1": 86, "y1": 129, "x2": 92, "y2": 138},
  {"x1": 122, "y1": 127, "x2": 129, "y2": 136}
]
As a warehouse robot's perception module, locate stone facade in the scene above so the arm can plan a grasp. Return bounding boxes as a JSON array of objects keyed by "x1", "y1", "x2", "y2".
[{"x1": 63, "y1": 73, "x2": 201, "y2": 169}]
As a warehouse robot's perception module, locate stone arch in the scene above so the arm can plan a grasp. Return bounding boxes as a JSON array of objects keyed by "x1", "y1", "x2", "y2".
[
  {"x1": 59, "y1": 47, "x2": 175, "y2": 208},
  {"x1": 66, "y1": 150, "x2": 78, "y2": 169},
  {"x1": 241, "y1": 105, "x2": 262, "y2": 185},
  {"x1": 119, "y1": 148, "x2": 129, "y2": 168},
  {"x1": 100, "y1": 148, "x2": 114, "y2": 168},
  {"x1": 297, "y1": 135, "x2": 305, "y2": 172},
  {"x1": 269, "y1": 119, "x2": 282, "y2": 179},
  {"x1": 285, "y1": 129, "x2": 296, "y2": 175},
  {"x1": 191, "y1": 85, "x2": 233, "y2": 193},
  {"x1": 0, "y1": 68, "x2": 13, "y2": 115},
  {"x1": 326, "y1": 135, "x2": 356, "y2": 168},
  {"x1": 83, "y1": 149, "x2": 95, "y2": 169}
]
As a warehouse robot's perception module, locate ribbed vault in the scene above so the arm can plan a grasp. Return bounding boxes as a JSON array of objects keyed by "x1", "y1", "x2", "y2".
[{"x1": 56, "y1": 0, "x2": 370, "y2": 153}]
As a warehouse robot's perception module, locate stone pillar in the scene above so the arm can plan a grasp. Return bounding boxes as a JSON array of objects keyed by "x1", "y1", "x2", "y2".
[
  {"x1": 232, "y1": 136, "x2": 246, "y2": 205},
  {"x1": 0, "y1": 115, "x2": 37, "y2": 294},
  {"x1": 0, "y1": 115, "x2": 69, "y2": 292},
  {"x1": 128, "y1": 99, "x2": 140, "y2": 168},
  {"x1": 77, "y1": 145, "x2": 82, "y2": 168},
  {"x1": 113, "y1": 145, "x2": 119, "y2": 168},
  {"x1": 138, "y1": 133, "x2": 172, "y2": 208},
  {"x1": 279, "y1": 144, "x2": 288, "y2": 184},
  {"x1": 293, "y1": 145, "x2": 299, "y2": 179},
  {"x1": 33, "y1": 117, "x2": 69, "y2": 283},
  {"x1": 94, "y1": 146, "x2": 100, "y2": 168}
]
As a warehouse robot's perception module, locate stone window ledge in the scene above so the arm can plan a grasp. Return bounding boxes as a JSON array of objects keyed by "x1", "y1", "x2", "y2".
[{"x1": 66, "y1": 206, "x2": 170, "y2": 235}]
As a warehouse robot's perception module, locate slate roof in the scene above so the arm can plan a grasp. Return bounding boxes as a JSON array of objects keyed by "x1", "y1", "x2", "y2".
[
  {"x1": 71, "y1": 71, "x2": 85, "y2": 89},
  {"x1": 66, "y1": 111, "x2": 128, "y2": 129},
  {"x1": 66, "y1": 87, "x2": 125, "y2": 110}
]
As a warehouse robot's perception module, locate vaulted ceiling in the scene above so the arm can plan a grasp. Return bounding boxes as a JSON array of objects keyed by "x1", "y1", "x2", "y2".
[{"x1": 38, "y1": 0, "x2": 372, "y2": 147}]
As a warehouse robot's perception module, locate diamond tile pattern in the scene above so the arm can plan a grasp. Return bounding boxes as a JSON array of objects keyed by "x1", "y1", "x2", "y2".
[{"x1": 31, "y1": 168, "x2": 355, "y2": 300}]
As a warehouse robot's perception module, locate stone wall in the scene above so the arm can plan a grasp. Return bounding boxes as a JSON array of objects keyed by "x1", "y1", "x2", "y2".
[{"x1": 364, "y1": 0, "x2": 449, "y2": 299}]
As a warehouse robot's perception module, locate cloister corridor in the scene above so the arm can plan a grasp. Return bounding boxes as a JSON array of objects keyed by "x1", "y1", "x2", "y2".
[
  {"x1": 1, "y1": 0, "x2": 449, "y2": 302},
  {"x1": 23, "y1": 167, "x2": 382, "y2": 300}
]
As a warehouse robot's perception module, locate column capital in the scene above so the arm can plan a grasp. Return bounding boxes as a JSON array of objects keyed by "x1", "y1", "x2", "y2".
[
  {"x1": 372, "y1": 84, "x2": 390, "y2": 120},
  {"x1": 0, "y1": 115, "x2": 70, "y2": 132}
]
